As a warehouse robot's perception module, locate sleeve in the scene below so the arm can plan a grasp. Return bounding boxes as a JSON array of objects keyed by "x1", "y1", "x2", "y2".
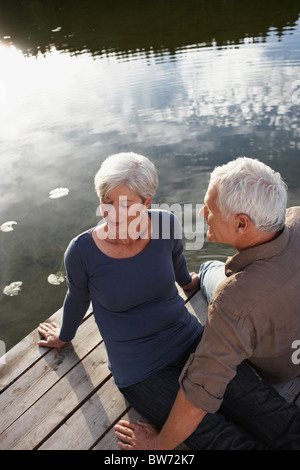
[
  {"x1": 171, "y1": 213, "x2": 192, "y2": 286},
  {"x1": 178, "y1": 293, "x2": 255, "y2": 413},
  {"x1": 59, "y1": 238, "x2": 91, "y2": 342}
]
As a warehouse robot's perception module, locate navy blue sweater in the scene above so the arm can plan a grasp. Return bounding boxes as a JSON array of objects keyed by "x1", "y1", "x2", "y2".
[{"x1": 60, "y1": 210, "x2": 203, "y2": 387}]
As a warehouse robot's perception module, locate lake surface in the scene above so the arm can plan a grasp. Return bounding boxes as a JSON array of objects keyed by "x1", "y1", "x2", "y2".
[{"x1": 0, "y1": 0, "x2": 300, "y2": 353}]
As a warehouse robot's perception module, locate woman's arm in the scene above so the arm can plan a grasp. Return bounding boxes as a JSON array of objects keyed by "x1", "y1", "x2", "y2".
[
  {"x1": 38, "y1": 238, "x2": 90, "y2": 347},
  {"x1": 181, "y1": 272, "x2": 200, "y2": 291},
  {"x1": 171, "y1": 214, "x2": 199, "y2": 290},
  {"x1": 58, "y1": 238, "x2": 91, "y2": 342}
]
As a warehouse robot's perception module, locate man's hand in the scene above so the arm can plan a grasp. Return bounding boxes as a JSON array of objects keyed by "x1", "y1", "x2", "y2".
[
  {"x1": 114, "y1": 420, "x2": 159, "y2": 450},
  {"x1": 37, "y1": 322, "x2": 66, "y2": 348}
]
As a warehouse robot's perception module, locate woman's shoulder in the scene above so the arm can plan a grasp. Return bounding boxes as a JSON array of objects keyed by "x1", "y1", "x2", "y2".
[
  {"x1": 149, "y1": 209, "x2": 182, "y2": 240},
  {"x1": 65, "y1": 227, "x2": 94, "y2": 256},
  {"x1": 149, "y1": 208, "x2": 180, "y2": 222}
]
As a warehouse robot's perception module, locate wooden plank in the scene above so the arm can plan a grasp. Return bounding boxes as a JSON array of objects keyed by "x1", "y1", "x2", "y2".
[
  {"x1": 185, "y1": 289, "x2": 208, "y2": 325},
  {"x1": 0, "y1": 304, "x2": 92, "y2": 392},
  {"x1": 38, "y1": 376, "x2": 129, "y2": 450},
  {"x1": 0, "y1": 341, "x2": 111, "y2": 450},
  {"x1": 0, "y1": 314, "x2": 100, "y2": 436},
  {"x1": 176, "y1": 284, "x2": 200, "y2": 303},
  {"x1": 0, "y1": 307, "x2": 63, "y2": 392}
]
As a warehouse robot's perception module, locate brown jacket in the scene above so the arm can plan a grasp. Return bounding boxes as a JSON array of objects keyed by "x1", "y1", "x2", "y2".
[{"x1": 180, "y1": 207, "x2": 300, "y2": 413}]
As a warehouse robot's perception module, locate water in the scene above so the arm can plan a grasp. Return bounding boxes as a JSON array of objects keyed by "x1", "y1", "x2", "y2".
[{"x1": 0, "y1": 0, "x2": 300, "y2": 353}]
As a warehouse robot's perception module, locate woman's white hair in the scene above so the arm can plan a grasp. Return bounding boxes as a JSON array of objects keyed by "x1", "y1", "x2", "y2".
[
  {"x1": 94, "y1": 152, "x2": 158, "y2": 202},
  {"x1": 209, "y1": 157, "x2": 287, "y2": 233}
]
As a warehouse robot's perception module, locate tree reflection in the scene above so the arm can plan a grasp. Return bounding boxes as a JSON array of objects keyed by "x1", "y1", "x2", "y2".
[{"x1": 0, "y1": 0, "x2": 299, "y2": 58}]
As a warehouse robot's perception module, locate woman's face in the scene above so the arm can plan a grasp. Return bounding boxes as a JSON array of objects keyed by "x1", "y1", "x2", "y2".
[{"x1": 100, "y1": 184, "x2": 152, "y2": 239}]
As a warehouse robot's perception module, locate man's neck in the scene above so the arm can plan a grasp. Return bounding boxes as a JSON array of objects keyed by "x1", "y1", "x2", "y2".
[{"x1": 235, "y1": 230, "x2": 282, "y2": 252}]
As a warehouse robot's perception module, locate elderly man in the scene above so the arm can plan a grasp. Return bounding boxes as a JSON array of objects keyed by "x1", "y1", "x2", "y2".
[{"x1": 114, "y1": 157, "x2": 300, "y2": 450}]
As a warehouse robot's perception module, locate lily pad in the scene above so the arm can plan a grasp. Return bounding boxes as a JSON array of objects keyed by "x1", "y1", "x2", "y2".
[
  {"x1": 47, "y1": 272, "x2": 65, "y2": 285},
  {"x1": 0, "y1": 221, "x2": 17, "y2": 232},
  {"x1": 3, "y1": 281, "x2": 23, "y2": 296},
  {"x1": 49, "y1": 187, "x2": 69, "y2": 199}
]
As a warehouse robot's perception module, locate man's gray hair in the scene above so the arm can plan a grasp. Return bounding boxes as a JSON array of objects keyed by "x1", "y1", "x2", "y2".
[
  {"x1": 209, "y1": 157, "x2": 288, "y2": 233},
  {"x1": 94, "y1": 152, "x2": 158, "y2": 202}
]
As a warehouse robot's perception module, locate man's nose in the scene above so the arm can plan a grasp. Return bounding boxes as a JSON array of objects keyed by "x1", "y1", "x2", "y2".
[{"x1": 199, "y1": 205, "x2": 207, "y2": 219}]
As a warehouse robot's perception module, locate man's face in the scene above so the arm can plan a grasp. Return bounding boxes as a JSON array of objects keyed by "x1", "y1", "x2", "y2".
[{"x1": 201, "y1": 184, "x2": 237, "y2": 245}]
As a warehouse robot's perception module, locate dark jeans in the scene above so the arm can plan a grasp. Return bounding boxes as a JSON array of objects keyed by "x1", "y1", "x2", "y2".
[{"x1": 120, "y1": 336, "x2": 300, "y2": 450}]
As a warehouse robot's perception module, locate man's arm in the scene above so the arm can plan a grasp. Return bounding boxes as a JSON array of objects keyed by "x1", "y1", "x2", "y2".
[{"x1": 114, "y1": 388, "x2": 206, "y2": 450}]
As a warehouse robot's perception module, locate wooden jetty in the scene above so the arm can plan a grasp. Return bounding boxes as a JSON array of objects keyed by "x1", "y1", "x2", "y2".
[{"x1": 0, "y1": 285, "x2": 299, "y2": 450}]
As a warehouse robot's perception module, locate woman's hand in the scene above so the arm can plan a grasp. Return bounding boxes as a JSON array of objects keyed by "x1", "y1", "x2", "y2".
[
  {"x1": 182, "y1": 272, "x2": 200, "y2": 291},
  {"x1": 37, "y1": 322, "x2": 66, "y2": 348}
]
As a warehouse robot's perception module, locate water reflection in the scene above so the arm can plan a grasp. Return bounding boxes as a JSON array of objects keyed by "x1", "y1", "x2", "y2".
[
  {"x1": 0, "y1": 1, "x2": 300, "y2": 351},
  {"x1": 0, "y1": 0, "x2": 299, "y2": 58}
]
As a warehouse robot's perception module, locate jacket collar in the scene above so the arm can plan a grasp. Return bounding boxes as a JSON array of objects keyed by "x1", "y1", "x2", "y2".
[{"x1": 225, "y1": 225, "x2": 290, "y2": 276}]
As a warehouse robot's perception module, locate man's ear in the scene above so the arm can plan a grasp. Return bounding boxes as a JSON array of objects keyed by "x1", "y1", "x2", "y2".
[{"x1": 235, "y1": 214, "x2": 251, "y2": 233}]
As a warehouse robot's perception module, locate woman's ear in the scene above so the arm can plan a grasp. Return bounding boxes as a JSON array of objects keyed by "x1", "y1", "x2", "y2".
[{"x1": 144, "y1": 196, "x2": 152, "y2": 209}]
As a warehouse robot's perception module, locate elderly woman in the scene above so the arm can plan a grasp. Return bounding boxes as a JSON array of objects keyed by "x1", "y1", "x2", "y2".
[
  {"x1": 38, "y1": 153, "x2": 297, "y2": 450},
  {"x1": 39, "y1": 153, "x2": 201, "y2": 378}
]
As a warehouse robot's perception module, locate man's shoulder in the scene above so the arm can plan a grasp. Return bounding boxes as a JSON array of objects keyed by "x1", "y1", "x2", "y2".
[{"x1": 286, "y1": 206, "x2": 300, "y2": 226}]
